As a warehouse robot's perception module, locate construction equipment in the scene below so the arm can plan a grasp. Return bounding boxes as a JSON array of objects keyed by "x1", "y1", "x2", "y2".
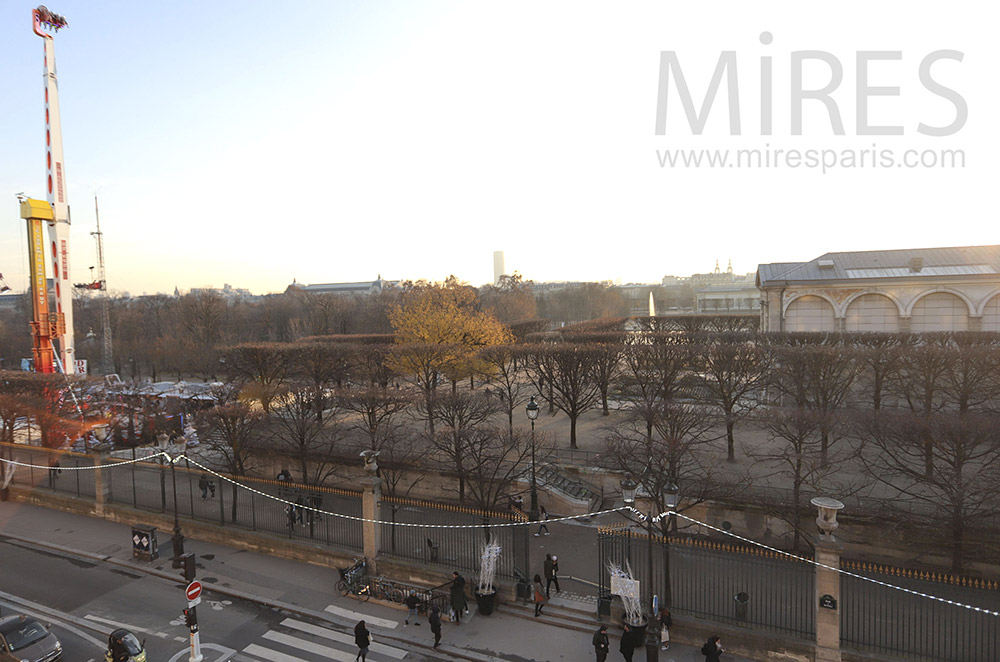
[
  {"x1": 74, "y1": 196, "x2": 113, "y2": 375},
  {"x1": 26, "y1": 5, "x2": 75, "y2": 374}
]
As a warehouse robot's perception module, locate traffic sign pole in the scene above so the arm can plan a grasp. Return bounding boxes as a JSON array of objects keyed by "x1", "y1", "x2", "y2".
[{"x1": 184, "y1": 581, "x2": 203, "y2": 661}]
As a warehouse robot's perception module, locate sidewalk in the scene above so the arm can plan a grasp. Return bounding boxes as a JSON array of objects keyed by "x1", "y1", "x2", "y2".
[{"x1": 0, "y1": 499, "x2": 755, "y2": 661}]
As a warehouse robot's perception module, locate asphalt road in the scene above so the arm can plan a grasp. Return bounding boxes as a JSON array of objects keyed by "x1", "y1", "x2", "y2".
[{"x1": 0, "y1": 536, "x2": 439, "y2": 662}]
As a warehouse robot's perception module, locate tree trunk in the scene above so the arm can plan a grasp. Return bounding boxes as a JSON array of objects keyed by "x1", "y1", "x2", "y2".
[
  {"x1": 951, "y1": 512, "x2": 964, "y2": 574},
  {"x1": 569, "y1": 414, "x2": 578, "y2": 449},
  {"x1": 726, "y1": 419, "x2": 736, "y2": 463}
]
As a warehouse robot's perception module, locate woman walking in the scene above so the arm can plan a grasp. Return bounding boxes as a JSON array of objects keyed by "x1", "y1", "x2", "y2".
[
  {"x1": 533, "y1": 574, "x2": 546, "y2": 616},
  {"x1": 658, "y1": 606, "x2": 672, "y2": 651},
  {"x1": 354, "y1": 620, "x2": 371, "y2": 662}
]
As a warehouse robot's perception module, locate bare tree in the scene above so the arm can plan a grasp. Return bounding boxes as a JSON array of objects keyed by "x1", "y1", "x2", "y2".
[
  {"x1": 477, "y1": 345, "x2": 530, "y2": 432},
  {"x1": 461, "y1": 427, "x2": 537, "y2": 512},
  {"x1": 522, "y1": 343, "x2": 601, "y2": 448},
  {"x1": 199, "y1": 403, "x2": 261, "y2": 522},
  {"x1": 889, "y1": 337, "x2": 952, "y2": 476},
  {"x1": 603, "y1": 401, "x2": 726, "y2": 535},
  {"x1": 268, "y1": 388, "x2": 343, "y2": 485},
  {"x1": 618, "y1": 335, "x2": 693, "y2": 441},
  {"x1": 852, "y1": 334, "x2": 908, "y2": 410},
  {"x1": 696, "y1": 336, "x2": 769, "y2": 463},
  {"x1": 427, "y1": 391, "x2": 499, "y2": 504},
  {"x1": 854, "y1": 410, "x2": 1000, "y2": 572},
  {"x1": 221, "y1": 343, "x2": 290, "y2": 414},
  {"x1": 748, "y1": 408, "x2": 854, "y2": 552},
  {"x1": 336, "y1": 387, "x2": 411, "y2": 451}
]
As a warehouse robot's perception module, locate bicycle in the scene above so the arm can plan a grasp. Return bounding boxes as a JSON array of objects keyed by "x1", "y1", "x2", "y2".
[{"x1": 336, "y1": 558, "x2": 371, "y2": 602}]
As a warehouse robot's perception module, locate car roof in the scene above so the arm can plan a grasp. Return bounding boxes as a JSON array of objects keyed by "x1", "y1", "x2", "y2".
[{"x1": 0, "y1": 615, "x2": 43, "y2": 633}]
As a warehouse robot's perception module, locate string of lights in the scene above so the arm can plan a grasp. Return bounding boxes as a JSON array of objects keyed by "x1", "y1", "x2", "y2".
[
  {"x1": 630, "y1": 506, "x2": 1000, "y2": 617},
  {"x1": 3, "y1": 451, "x2": 997, "y2": 615}
]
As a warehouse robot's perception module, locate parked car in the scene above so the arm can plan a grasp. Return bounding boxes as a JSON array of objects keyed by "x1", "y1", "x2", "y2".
[{"x1": 0, "y1": 614, "x2": 62, "y2": 662}]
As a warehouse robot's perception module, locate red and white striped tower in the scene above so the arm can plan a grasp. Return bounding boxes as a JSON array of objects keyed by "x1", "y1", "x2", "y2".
[{"x1": 33, "y1": 6, "x2": 75, "y2": 374}]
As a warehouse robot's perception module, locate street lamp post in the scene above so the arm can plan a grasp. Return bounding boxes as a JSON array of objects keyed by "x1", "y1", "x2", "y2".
[
  {"x1": 159, "y1": 433, "x2": 186, "y2": 569},
  {"x1": 621, "y1": 477, "x2": 679, "y2": 662},
  {"x1": 525, "y1": 395, "x2": 540, "y2": 522}
]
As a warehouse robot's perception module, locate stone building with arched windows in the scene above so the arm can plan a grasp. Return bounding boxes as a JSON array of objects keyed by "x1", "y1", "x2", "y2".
[{"x1": 757, "y1": 245, "x2": 1000, "y2": 333}]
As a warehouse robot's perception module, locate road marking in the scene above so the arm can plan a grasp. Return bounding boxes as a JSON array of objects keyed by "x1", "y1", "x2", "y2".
[
  {"x1": 84, "y1": 613, "x2": 168, "y2": 638},
  {"x1": 168, "y1": 644, "x2": 237, "y2": 662},
  {"x1": 324, "y1": 604, "x2": 398, "y2": 629},
  {"x1": 280, "y1": 618, "x2": 407, "y2": 659},
  {"x1": 263, "y1": 631, "x2": 358, "y2": 662},
  {"x1": 0, "y1": 594, "x2": 104, "y2": 649},
  {"x1": 242, "y1": 643, "x2": 312, "y2": 662}
]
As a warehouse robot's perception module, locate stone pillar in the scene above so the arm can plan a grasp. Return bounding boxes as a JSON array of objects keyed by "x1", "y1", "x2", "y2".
[
  {"x1": 360, "y1": 449, "x2": 382, "y2": 572},
  {"x1": 362, "y1": 476, "x2": 381, "y2": 571},
  {"x1": 811, "y1": 497, "x2": 844, "y2": 662},
  {"x1": 969, "y1": 316, "x2": 983, "y2": 332},
  {"x1": 834, "y1": 317, "x2": 847, "y2": 332},
  {"x1": 898, "y1": 316, "x2": 911, "y2": 333},
  {"x1": 94, "y1": 449, "x2": 110, "y2": 517},
  {"x1": 815, "y1": 541, "x2": 842, "y2": 662}
]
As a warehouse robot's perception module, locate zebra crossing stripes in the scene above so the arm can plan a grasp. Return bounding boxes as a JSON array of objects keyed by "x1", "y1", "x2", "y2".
[
  {"x1": 280, "y1": 618, "x2": 408, "y2": 659},
  {"x1": 239, "y1": 617, "x2": 409, "y2": 662},
  {"x1": 323, "y1": 604, "x2": 399, "y2": 629}
]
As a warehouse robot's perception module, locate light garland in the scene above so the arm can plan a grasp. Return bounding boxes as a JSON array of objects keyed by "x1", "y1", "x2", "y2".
[
  {"x1": 630, "y1": 506, "x2": 1000, "y2": 617},
  {"x1": 3, "y1": 451, "x2": 998, "y2": 616}
]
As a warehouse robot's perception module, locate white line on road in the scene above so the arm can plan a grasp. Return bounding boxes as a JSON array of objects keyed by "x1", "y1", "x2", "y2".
[
  {"x1": 84, "y1": 613, "x2": 169, "y2": 638},
  {"x1": 263, "y1": 631, "x2": 360, "y2": 662},
  {"x1": 280, "y1": 618, "x2": 407, "y2": 658},
  {"x1": 0, "y1": 593, "x2": 104, "y2": 649},
  {"x1": 243, "y1": 643, "x2": 312, "y2": 662},
  {"x1": 323, "y1": 604, "x2": 398, "y2": 629}
]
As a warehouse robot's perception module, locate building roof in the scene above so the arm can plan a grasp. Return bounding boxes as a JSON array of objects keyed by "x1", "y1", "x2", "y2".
[{"x1": 757, "y1": 245, "x2": 1000, "y2": 285}]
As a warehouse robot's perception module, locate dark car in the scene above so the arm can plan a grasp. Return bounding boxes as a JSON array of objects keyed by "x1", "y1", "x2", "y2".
[{"x1": 0, "y1": 615, "x2": 62, "y2": 662}]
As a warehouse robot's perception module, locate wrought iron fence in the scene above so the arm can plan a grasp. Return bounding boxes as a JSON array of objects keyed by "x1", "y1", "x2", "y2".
[
  {"x1": 104, "y1": 458, "x2": 364, "y2": 552},
  {"x1": 598, "y1": 525, "x2": 815, "y2": 639},
  {"x1": 1, "y1": 443, "x2": 95, "y2": 498},
  {"x1": 840, "y1": 561, "x2": 1000, "y2": 662},
  {"x1": 377, "y1": 497, "x2": 529, "y2": 580}
]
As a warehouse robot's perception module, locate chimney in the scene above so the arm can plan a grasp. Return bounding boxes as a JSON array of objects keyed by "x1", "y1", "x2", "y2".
[{"x1": 909, "y1": 257, "x2": 924, "y2": 273}]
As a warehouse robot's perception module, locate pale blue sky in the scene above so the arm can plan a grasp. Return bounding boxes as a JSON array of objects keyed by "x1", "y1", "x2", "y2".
[{"x1": 0, "y1": 2, "x2": 994, "y2": 295}]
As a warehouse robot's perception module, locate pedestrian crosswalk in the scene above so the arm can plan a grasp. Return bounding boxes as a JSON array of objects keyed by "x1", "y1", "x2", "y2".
[{"x1": 237, "y1": 616, "x2": 410, "y2": 662}]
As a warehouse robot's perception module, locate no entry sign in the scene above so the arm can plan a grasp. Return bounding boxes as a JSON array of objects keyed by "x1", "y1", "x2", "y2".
[{"x1": 186, "y1": 581, "x2": 203, "y2": 606}]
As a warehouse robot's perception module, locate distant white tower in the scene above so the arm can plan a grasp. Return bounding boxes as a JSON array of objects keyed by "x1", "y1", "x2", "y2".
[
  {"x1": 493, "y1": 251, "x2": 505, "y2": 284},
  {"x1": 649, "y1": 291, "x2": 656, "y2": 317}
]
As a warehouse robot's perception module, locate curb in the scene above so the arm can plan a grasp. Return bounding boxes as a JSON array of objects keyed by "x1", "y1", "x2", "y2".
[{"x1": 0, "y1": 532, "x2": 501, "y2": 662}]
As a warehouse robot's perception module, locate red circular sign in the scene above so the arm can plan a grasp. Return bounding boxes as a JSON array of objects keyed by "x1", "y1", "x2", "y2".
[{"x1": 186, "y1": 581, "x2": 202, "y2": 601}]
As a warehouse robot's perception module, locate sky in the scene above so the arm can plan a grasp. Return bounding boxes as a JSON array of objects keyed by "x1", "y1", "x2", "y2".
[{"x1": 0, "y1": 1, "x2": 994, "y2": 295}]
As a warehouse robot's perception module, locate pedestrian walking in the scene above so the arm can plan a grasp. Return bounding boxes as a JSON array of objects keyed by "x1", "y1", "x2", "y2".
[
  {"x1": 276, "y1": 469, "x2": 292, "y2": 481},
  {"x1": 404, "y1": 591, "x2": 421, "y2": 626},
  {"x1": 285, "y1": 503, "x2": 297, "y2": 530},
  {"x1": 208, "y1": 479, "x2": 216, "y2": 498},
  {"x1": 429, "y1": 605, "x2": 442, "y2": 648},
  {"x1": 544, "y1": 554, "x2": 561, "y2": 597},
  {"x1": 295, "y1": 495, "x2": 306, "y2": 525},
  {"x1": 354, "y1": 620, "x2": 371, "y2": 662},
  {"x1": 450, "y1": 571, "x2": 468, "y2": 624},
  {"x1": 659, "y1": 606, "x2": 672, "y2": 650},
  {"x1": 592, "y1": 624, "x2": 610, "y2": 662},
  {"x1": 533, "y1": 574, "x2": 546, "y2": 616},
  {"x1": 198, "y1": 475, "x2": 210, "y2": 500},
  {"x1": 619, "y1": 622, "x2": 636, "y2": 662},
  {"x1": 701, "y1": 635, "x2": 724, "y2": 662},
  {"x1": 534, "y1": 505, "x2": 550, "y2": 536}
]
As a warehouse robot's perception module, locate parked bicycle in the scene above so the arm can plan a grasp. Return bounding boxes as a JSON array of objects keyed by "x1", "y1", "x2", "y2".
[{"x1": 336, "y1": 558, "x2": 370, "y2": 601}]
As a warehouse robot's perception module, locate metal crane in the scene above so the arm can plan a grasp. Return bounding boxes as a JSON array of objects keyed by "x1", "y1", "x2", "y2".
[{"x1": 75, "y1": 195, "x2": 113, "y2": 375}]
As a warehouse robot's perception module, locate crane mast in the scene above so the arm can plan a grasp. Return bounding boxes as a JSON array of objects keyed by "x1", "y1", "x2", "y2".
[
  {"x1": 32, "y1": 5, "x2": 75, "y2": 374},
  {"x1": 93, "y1": 196, "x2": 113, "y2": 374}
]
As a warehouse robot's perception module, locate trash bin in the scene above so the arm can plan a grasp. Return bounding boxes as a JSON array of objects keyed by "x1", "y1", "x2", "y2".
[
  {"x1": 132, "y1": 525, "x2": 158, "y2": 562},
  {"x1": 735, "y1": 591, "x2": 749, "y2": 621},
  {"x1": 598, "y1": 594, "x2": 612, "y2": 617},
  {"x1": 516, "y1": 576, "x2": 531, "y2": 601}
]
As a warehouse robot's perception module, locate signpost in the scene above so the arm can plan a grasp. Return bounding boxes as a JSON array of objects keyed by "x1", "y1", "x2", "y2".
[{"x1": 184, "y1": 581, "x2": 203, "y2": 661}]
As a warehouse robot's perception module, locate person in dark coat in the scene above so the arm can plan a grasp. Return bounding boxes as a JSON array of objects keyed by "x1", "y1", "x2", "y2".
[
  {"x1": 198, "y1": 475, "x2": 210, "y2": 500},
  {"x1": 429, "y1": 605, "x2": 442, "y2": 648},
  {"x1": 619, "y1": 622, "x2": 636, "y2": 662},
  {"x1": 354, "y1": 620, "x2": 371, "y2": 662},
  {"x1": 701, "y1": 635, "x2": 724, "y2": 662},
  {"x1": 450, "y1": 571, "x2": 468, "y2": 624},
  {"x1": 592, "y1": 624, "x2": 610, "y2": 662}
]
